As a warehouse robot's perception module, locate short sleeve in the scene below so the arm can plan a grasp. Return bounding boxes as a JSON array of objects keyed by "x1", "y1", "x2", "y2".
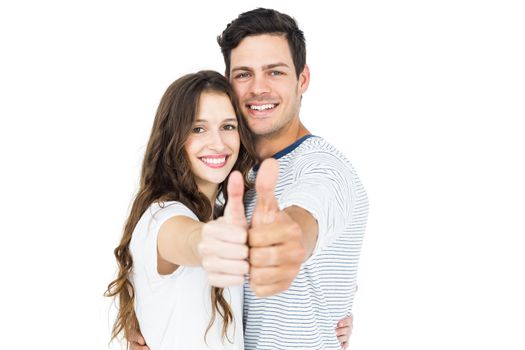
[
  {"x1": 278, "y1": 151, "x2": 356, "y2": 255},
  {"x1": 130, "y1": 202, "x2": 199, "y2": 287}
]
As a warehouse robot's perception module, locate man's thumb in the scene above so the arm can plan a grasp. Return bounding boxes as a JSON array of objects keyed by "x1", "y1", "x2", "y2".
[
  {"x1": 253, "y1": 158, "x2": 280, "y2": 224},
  {"x1": 224, "y1": 170, "x2": 246, "y2": 225}
]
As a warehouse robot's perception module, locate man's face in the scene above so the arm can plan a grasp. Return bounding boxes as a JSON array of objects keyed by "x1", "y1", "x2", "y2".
[{"x1": 229, "y1": 34, "x2": 309, "y2": 138}]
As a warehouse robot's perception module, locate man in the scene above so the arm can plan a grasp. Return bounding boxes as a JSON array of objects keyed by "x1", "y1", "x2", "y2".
[
  {"x1": 201, "y1": 8, "x2": 367, "y2": 349},
  {"x1": 131, "y1": 8, "x2": 365, "y2": 349}
]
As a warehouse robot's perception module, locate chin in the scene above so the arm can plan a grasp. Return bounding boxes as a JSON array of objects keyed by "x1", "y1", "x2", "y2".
[
  {"x1": 211, "y1": 172, "x2": 232, "y2": 184},
  {"x1": 252, "y1": 128, "x2": 280, "y2": 139}
]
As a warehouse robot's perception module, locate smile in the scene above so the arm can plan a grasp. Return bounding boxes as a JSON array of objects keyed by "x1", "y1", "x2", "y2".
[
  {"x1": 248, "y1": 103, "x2": 277, "y2": 111},
  {"x1": 199, "y1": 155, "x2": 228, "y2": 168}
]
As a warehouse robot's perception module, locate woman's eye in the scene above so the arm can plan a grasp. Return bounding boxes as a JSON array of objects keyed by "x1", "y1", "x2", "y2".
[
  {"x1": 192, "y1": 127, "x2": 205, "y2": 133},
  {"x1": 223, "y1": 124, "x2": 237, "y2": 131}
]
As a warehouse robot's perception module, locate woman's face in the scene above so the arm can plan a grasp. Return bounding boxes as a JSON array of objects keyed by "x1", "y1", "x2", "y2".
[{"x1": 185, "y1": 92, "x2": 240, "y2": 195}]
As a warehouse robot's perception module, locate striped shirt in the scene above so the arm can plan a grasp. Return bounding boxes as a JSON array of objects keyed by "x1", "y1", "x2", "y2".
[{"x1": 243, "y1": 135, "x2": 368, "y2": 349}]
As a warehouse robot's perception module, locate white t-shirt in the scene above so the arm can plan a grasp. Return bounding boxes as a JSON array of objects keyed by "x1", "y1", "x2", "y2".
[
  {"x1": 243, "y1": 135, "x2": 368, "y2": 349},
  {"x1": 130, "y1": 201, "x2": 244, "y2": 350}
]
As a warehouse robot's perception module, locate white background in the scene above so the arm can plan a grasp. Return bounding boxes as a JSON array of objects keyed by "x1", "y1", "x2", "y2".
[{"x1": 1, "y1": 1, "x2": 524, "y2": 349}]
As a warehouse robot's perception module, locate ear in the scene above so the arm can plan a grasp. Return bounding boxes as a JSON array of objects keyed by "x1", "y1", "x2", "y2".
[{"x1": 298, "y1": 64, "x2": 310, "y2": 95}]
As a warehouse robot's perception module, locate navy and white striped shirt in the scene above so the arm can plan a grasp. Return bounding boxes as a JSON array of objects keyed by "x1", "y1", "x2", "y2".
[{"x1": 243, "y1": 135, "x2": 368, "y2": 349}]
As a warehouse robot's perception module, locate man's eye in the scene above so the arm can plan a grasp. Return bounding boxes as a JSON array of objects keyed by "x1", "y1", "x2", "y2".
[
  {"x1": 270, "y1": 71, "x2": 283, "y2": 76},
  {"x1": 192, "y1": 127, "x2": 205, "y2": 133},
  {"x1": 235, "y1": 72, "x2": 250, "y2": 79}
]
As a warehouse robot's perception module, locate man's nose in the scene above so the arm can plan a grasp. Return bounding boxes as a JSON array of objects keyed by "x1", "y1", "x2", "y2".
[{"x1": 250, "y1": 74, "x2": 271, "y2": 96}]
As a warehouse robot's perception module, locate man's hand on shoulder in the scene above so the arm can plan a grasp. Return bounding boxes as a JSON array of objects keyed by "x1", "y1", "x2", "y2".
[
  {"x1": 129, "y1": 331, "x2": 149, "y2": 350},
  {"x1": 335, "y1": 315, "x2": 353, "y2": 349}
]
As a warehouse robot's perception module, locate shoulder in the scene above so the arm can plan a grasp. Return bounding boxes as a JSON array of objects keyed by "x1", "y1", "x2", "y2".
[
  {"x1": 285, "y1": 136, "x2": 355, "y2": 173},
  {"x1": 133, "y1": 201, "x2": 200, "y2": 238},
  {"x1": 131, "y1": 201, "x2": 200, "y2": 253},
  {"x1": 146, "y1": 201, "x2": 199, "y2": 222}
]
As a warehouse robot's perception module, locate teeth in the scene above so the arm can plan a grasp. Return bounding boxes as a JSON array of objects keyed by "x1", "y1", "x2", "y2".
[
  {"x1": 201, "y1": 157, "x2": 226, "y2": 165},
  {"x1": 250, "y1": 104, "x2": 275, "y2": 111}
]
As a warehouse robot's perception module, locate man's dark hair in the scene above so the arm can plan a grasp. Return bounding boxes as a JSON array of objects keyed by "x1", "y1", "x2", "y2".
[{"x1": 217, "y1": 8, "x2": 306, "y2": 79}]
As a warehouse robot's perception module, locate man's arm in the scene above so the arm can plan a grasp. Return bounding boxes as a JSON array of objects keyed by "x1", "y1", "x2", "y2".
[{"x1": 249, "y1": 146, "x2": 358, "y2": 297}]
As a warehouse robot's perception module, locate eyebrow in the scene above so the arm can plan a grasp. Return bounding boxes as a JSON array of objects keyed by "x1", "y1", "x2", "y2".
[
  {"x1": 194, "y1": 118, "x2": 238, "y2": 123},
  {"x1": 231, "y1": 62, "x2": 290, "y2": 73}
]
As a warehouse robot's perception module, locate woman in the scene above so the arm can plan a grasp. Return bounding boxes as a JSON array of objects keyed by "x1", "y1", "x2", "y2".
[{"x1": 105, "y1": 70, "x2": 256, "y2": 349}]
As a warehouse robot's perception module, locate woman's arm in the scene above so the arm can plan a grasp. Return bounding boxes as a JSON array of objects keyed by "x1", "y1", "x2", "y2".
[{"x1": 156, "y1": 216, "x2": 204, "y2": 273}]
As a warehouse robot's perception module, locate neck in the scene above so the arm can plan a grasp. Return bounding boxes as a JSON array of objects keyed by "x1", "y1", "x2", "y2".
[
  {"x1": 197, "y1": 183, "x2": 218, "y2": 214},
  {"x1": 255, "y1": 120, "x2": 310, "y2": 160}
]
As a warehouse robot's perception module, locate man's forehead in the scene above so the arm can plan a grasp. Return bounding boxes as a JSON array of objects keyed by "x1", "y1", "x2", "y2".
[{"x1": 230, "y1": 35, "x2": 294, "y2": 69}]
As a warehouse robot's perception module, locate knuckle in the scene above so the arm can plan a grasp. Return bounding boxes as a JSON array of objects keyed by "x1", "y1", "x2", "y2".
[
  {"x1": 250, "y1": 268, "x2": 262, "y2": 284},
  {"x1": 230, "y1": 260, "x2": 242, "y2": 274},
  {"x1": 240, "y1": 261, "x2": 250, "y2": 274},
  {"x1": 296, "y1": 245, "x2": 307, "y2": 260},
  {"x1": 287, "y1": 220, "x2": 301, "y2": 236},
  {"x1": 240, "y1": 245, "x2": 249, "y2": 259},
  {"x1": 250, "y1": 281, "x2": 259, "y2": 293},
  {"x1": 211, "y1": 274, "x2": 231, "y2": 287},
  {"x1": 248, "y1": 229, "x2": 260, "y2": 246},
  {"x1": 273, "y1": 247, "x2": 282, "y2": 260},
  {"x1": 231, "y1": 275, "x2": 244, "y2": 285},
  {"x1": 280, "y1": 246, "x2": 289, "y2": 260},
  {"x1": 235, "y1": 227, "x2": 248, "y2": 243},
  {"x1": 286, "y1": 266, "x2": 299, "y2": 281},
  {"x1": 201, "y1": 258, "x2": 208, "y2": 268},
  {"x1": 257, "y1": 248, "x2": 273, "y2": 266},
  {"x1": 249, "y1": 248, "x2": 261, "y2": 265},
  {"x1": 287, "y1": 243, "x2": 306, "y2": 262},
  {"x1": 253, "y1": 285, "x2": 271, "y2": 297},
  {"x1": 201, "y1": 257, "x2": 213, "y2": 270},
  {"x1": 208, "y1": 274, "x2": 220, "y2": 286},
  {"x1": 253, "y1": 267, "x2": 272, "y2": 284},
  {"x1": 251, "y1": 275, "x2": 261, "y2": 285},
  {"x1": 272, "y1": 280, "x2": 289, "y2": 294}
]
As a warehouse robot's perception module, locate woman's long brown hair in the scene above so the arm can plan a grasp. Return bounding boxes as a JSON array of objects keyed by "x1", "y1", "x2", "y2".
[{"x1": 104, "y1": 70, "x2": 256, "y2": 346}]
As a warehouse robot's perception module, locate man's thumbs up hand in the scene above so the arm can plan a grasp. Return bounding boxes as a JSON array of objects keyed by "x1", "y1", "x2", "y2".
[{"x1": 248, "y1": 158, "x2": 307, "y2": 297}]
